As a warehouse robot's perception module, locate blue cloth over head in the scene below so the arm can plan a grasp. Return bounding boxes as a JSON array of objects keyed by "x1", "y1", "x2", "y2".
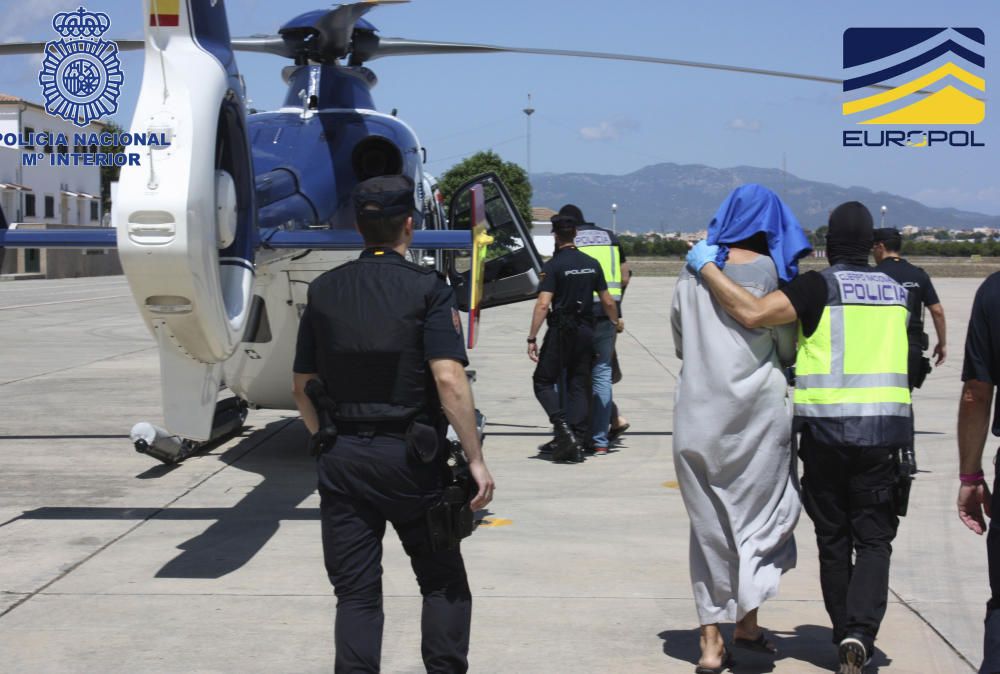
[{"x1": 706, "y1": 184, "x2": 812, "y2": 283}]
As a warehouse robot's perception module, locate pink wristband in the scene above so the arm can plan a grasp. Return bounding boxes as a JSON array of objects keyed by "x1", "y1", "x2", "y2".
[{"x1": 960, "y1": 471, "x2": 986, "y2": 484}]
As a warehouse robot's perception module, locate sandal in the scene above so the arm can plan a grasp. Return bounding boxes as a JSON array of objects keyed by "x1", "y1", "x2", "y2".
[
  {"x1": 734, "y1": 629, "x2": 777, "y2": 654},
  {"x1": 694, "y1": 647, "x2": 734, "y2": 674},
  {"x1": 608, "y1": 422, "x2": 630, "y2": 441}
]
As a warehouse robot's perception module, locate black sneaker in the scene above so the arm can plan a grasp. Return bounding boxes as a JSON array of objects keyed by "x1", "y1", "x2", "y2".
[{"x1": 838, "y1": 636, "x2": 869, "y2": 674}]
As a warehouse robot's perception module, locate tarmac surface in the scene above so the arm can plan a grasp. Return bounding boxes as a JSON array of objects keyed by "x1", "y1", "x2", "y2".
[{"x1": 0, "y1": 274, "x2": 990, "y2": 673}]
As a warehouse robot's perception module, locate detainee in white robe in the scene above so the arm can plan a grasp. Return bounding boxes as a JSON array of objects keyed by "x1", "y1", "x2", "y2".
[{"x1": 671, "y1": 254, "x2": 800, "y2": 625}]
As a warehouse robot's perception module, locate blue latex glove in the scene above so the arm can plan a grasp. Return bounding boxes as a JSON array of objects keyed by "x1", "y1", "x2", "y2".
[{"x1": 686, "y1": 240, "x2": 721, "y2": 276}]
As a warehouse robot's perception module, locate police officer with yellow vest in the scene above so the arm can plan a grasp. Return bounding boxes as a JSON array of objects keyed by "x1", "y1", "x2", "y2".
[
  {"x1": 292, "y1": 175, "x2": 495, "y2": 673},
  {"x1": 559, "y1": 204, "x2": 630, "y2": 454},
  {"x1": 688, "y1": 201, "x2": 911, "y2": 674}
]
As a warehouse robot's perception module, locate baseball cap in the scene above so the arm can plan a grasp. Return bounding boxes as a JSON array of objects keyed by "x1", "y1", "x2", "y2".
[
  {"x1": 873, "y1": 227, "x2": 902, "y2": 243},
  {"x1": 557, "y1": 204, "x2": 586, "y2": 226},
  {"x1": 353, "y1": 175, "x2": 415, "y2": 223},
  {"x1": 550, "y1": 213, "x2": 579, "y2": 233}
]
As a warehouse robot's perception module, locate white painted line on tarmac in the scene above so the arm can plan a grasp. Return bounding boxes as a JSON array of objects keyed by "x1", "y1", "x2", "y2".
[
  {"x1": 0, "y1": 294, "x2": 130, "y2": 310},
  {"x1": 0, "y1": 278, "x2": 127, "y2": 293}
]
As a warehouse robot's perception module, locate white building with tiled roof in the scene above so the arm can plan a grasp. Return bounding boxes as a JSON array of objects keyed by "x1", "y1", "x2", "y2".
[{"x1": 0, "y1": 93, "x2": 109, "y2": 276}]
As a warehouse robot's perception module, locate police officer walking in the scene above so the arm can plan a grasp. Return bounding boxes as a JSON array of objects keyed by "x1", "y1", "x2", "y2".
[
  {"x1": 689, "y1": 202, "x2": 911, "y2": 674},
  {"x1": 873, "y1": 227, "x2": 947, "y2": 472},
  {"x1": 527, "y1": 213, "x2": 622, "y2": 463},
  {"x1": 872, "y1": 227, "x2": 947, "y2": 383},
  {"x1": 292, "y1": 175, "x2": 495, "y2": 673},
  {"x1": 560, "y1": 204, "x2": 631, "y2": 455}
]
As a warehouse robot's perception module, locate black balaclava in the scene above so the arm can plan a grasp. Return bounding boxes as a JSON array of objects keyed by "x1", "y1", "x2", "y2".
[{"x1": 826, "y1": 201, "x2": 874, "y2": 266}]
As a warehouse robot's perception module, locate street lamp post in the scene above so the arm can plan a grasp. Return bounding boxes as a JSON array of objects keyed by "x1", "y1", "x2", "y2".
[
  {"x1": 523, "y1": 94, "x2": 535, "y2": 178},
  {"x1": 880, "y1": 205, "x2": 887, "y2": 228},
  {"x1": 611, "y1": 202, "x2": 617, "y2": 234}
]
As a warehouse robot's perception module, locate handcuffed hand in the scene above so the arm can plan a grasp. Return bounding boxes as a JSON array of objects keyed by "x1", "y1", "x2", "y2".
[{"x1": 686, "y1": 240, "x2": 721, "y2": 276}]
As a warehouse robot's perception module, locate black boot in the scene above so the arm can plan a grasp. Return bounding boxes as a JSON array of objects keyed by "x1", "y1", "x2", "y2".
[{"x1": 552, "y1": 420, "x2": 582, "y2": 463}]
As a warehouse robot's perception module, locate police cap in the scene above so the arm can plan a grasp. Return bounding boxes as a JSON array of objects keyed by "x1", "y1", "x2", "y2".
[
  {"x1": 873, "y1": 227, "x2": 902, "y2": 243},
  {"x1": 557, "y1": 204, "x2": 587, "y2": 226},
  {"x1": 353, "y1": 175, "x2": 415, "y2": 224},
  {"x1": 551, "y1": 213, "x2": 579, "y2": 233}
]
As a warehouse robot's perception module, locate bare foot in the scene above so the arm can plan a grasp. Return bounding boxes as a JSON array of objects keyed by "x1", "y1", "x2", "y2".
[{"x1": 698, "y1": 625, "x2": 726, "y2": 668}]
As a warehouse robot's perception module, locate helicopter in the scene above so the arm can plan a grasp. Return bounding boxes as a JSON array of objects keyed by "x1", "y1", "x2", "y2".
[{"x1": 0, "y1": 0, "x2": 892, "y2": 463}]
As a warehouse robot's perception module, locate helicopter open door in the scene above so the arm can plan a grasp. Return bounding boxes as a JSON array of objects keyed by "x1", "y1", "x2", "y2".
[{"x1": 447, "y1": 173, "x2": 543, "y2": 312}]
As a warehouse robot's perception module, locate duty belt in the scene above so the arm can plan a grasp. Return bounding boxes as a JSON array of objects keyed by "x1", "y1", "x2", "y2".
[{"x1": 335, "y1": 420, "x2": 410, "y2": 439}]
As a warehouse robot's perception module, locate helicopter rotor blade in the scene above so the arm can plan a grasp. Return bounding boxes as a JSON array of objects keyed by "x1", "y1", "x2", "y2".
[
  {"x1": 313, "y1": 0, "x2": 409, "y2": 62},
  {"x1": 0, "y1": 40, "x2": 143, "y2": 55},
  {"x1": 231, "y1": 36, "x2": 294, "y2": 59},
  {"x1": 370, "y1": 38, "x2": 903, "y2": 93}
]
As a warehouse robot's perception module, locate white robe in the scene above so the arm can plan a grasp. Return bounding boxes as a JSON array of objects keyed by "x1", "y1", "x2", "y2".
[{"x1": 671, "y1": 256, "x2": 801, "y2": 624}]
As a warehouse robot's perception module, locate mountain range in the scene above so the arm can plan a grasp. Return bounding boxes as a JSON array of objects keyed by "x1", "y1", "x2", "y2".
[{"x1": 531, "y1": 163, "x2": 1000, "y2": 233}]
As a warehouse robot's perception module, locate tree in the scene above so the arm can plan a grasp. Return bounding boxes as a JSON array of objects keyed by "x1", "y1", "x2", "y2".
[
  {"x1": 811, "y1": 225, "x2": 828, "y2": 248},
  {"x1": 437, "y1": 151, "x2": 532, "y2": 226}
]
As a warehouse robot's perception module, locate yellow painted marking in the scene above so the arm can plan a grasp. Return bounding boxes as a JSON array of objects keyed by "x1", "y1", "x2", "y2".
[
  {"x1": 480, "y1": 517, "x2": 513, "y2": 528},
  {"x1": 662, "y1": 480, "x2": 679, "y2": 489},
  {"x1": 154, "y1": 0, "x2": 180, "y2": 14}
]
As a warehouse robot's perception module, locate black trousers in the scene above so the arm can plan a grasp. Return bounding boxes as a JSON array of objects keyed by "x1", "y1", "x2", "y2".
[
  {"x1": 982, "y1": 456, "x2": 1000, "y2": 674},
  {"x1": 318, "y1": 434, "x2": 471, "y2": 674},
  {"x1": 800, "y1": 431, "x2": 900, "y2": 650},
  {"x1": 532, "y1": 321, "x2": 594, "y2": 437}
]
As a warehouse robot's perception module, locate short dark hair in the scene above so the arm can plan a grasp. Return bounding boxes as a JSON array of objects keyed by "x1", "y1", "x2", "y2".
[
  {"x1": 554, "y1": 227, "x2": 576, "y2": 244},
  {"x1": 357, "y1": 204, "x2": 409, "y2": 245}
]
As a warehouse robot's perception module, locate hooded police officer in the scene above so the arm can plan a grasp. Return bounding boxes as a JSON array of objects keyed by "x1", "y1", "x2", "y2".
[
  {"x1": 688, "y1": 202, "x2": 911, "y2": 674},
  {"x1": 292, "y1": 175, "x2": 494, "y2": 673},
  {"x1": 527, "y1": 213, "x2": 622, "y2": 462}
]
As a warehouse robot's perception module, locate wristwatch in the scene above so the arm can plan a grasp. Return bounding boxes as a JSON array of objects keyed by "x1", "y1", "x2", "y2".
[{"x1": 526, "y1": 337, "x2": 537, "y2": 344}]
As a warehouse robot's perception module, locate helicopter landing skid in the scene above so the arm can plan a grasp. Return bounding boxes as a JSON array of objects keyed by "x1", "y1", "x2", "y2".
[{"x1": 131, "y1": 398, "x2": 249, "y2": 465}]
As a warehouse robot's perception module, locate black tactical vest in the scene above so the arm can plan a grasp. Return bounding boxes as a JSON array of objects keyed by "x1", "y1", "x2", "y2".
[{"x1": 306, "y1": 253, "x2": 440, "y2": 423}]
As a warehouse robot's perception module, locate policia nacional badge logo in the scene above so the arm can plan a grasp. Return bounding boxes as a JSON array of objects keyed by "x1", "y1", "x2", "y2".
[{"x1": 38, "y1": 7, "x2": 123, "y2": 127}]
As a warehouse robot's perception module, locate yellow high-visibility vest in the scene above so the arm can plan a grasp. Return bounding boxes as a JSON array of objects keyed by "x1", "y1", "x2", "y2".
[
  {"x1": 793, "y1": 265, "x2": 912, "y2": 447},
  {"x1": 574, "y1": 226, "x2": 622, "y2": 301}
]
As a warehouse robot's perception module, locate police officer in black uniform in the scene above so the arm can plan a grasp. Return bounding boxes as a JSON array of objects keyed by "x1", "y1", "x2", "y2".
[
  {"x1": 292, "y1": 175, "x2": 495, "y2": 674},
  {"x1": 873, "y1": 228, "x2": 948, "y2": 386},
  {"x1": 873, "y1": 227, "x2": 948, "y2": 473},
  {"x1": 527, "y1": 214, "x2": 622, "y2": 462}
]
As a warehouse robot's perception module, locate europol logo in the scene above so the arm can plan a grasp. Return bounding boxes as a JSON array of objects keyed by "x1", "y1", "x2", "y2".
[
  {"x1": 842, "y1": 28, "x2": 985, "y2": 148},
  {"x1": 38, "y1": 7, "x2": 123, "y2": 127}
]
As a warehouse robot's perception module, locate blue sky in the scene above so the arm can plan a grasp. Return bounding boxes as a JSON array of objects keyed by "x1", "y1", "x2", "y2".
[{"x1": 1, "y1": 0, "x2": 997, "y2": 216}]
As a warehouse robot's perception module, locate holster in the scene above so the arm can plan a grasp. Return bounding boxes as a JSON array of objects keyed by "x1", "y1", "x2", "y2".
[
  {"x1": 425, "y1": 440, "x2": 477, "y2": 552},
  {"x1": 406, "y1": 420, "x2": 441, "y2": 464},
  {"x1": 894, "y1": 447, "x2": 914, "y2": 517},
  {"x1": 305, "y1": 379, "x2": 339, "y2": 457},
  {"x1": 912, "y1": 357, "x2": 932, "y2": 390}
]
